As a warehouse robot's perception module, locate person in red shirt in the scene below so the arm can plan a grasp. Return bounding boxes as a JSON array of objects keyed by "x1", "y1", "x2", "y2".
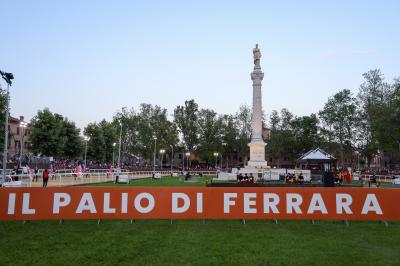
[{"x1": 42, "y1": 169, "x2": 49, "y2": 187}]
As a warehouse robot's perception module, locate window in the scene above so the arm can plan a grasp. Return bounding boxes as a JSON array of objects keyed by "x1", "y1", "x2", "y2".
[{"x1": 15, "y1": 141, "x2": 20, "y2": 154}]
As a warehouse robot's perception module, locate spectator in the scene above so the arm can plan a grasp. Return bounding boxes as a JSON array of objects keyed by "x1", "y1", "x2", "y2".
[
  {"x1": 42, "y1": 169, "x2": 49, "y2": 187},
  {"x1": 33, "y1": 167, "x2": 39, "y2": 182}
]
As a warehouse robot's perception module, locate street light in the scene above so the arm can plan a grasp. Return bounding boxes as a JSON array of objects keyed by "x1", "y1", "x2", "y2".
[
  {"x1": 1, "y1": 70, "x2": 14, "y2": 183},
  {"x1": 377, "y1": 149, "x2": 381, "y2": 173},
  {"x1": 18, "y1": 121, "x2": 28, "y2": 168},
  {"x1": 153, "y1": 136, "x2": 157, "y2": 176},
  {"x1": 222, "y1": 142, "x2": 227, "y2": 169},
  {"x1": 83, "y1": 136, "x2": 90, "y2": 171},
  {"x1": 112, "y1": 142, "x2": 116, "y2": 169},
  {"x1": 118, "y1": 122, "x2": 123, "y2": 169},
  {"x1": 160, "y1": 149, "x2": 165, "y2": 169},
  {"x1": 213, "y1": 152, "x2": 219, "y2": 168},
  {"x1": 354, "y1": 150, "x2": 360, "y2": 171},
  {"x1": 185, "y1": 152, "x2": 190, "y2": 170},
  {"x1": 170, "y1": 145, "x2": 174, "y2": 174}
]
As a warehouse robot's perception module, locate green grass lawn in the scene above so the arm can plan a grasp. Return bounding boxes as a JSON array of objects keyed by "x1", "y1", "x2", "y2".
[
  {"x1": 86, "y1": 175, "x2": 212, "y2": 187},
  {"x1": 0, "y1": 220, "x2": 399, "y2": 265},
  {"x1": 2, "y1": 176, "x2": 399, "y2": 265}
]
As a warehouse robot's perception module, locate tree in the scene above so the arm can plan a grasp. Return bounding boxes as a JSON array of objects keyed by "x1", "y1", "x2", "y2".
[
  {"x1": 234, "y1": 105, "x2": 252, "y2": 164},
  {"x1": 30, "y1": 108, "x2": 83, "y2": 158},
  {"x1": 319, "y1": 89, "x2": 358, "y2": 167},
  {"x1": 291, "y1": 114, "x2": 321, "y2": 154},
  {"x1": 267, "y1": 109, "x2": 296, "y2": 167},
  {"x1": 220, "y1": 114, "x2": 239, "y2": 167},
  {"x1": 113, "y1": 104, "x2": 178, "y2": 163},
  {"x1": 0, "y1": 84, "x2": 9, "y2": 151},
  {"x1": 196, "y1": 109, "x2": 223, "y2": 164},
  {"x1": 61, "y1": 119, "x2": 84, "y2": 158},
  {"x1": 137, "y1": 103, "x2": 178, "y2": 160},
  {"x1": 356, "y1": 70, "x2": 400, "y2": 167},
  {"x1": 174, "y1": 100, "x2": 199, "y2": 152},
  {"x1": 84, "y1": 120, "x2": 118, "y2": 162}
]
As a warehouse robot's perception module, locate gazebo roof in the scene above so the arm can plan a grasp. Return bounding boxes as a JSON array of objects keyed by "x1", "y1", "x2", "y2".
[{"x1": 298, "y1": 148, "x2": 336, "y2": 162}]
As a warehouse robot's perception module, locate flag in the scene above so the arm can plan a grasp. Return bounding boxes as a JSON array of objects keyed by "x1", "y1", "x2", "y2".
[{"x1": 343, "y1": 167, "x2": 351, "y2": 184}]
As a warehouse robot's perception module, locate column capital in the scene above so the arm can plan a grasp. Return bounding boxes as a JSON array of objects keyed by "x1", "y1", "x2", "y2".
[{"x1": 251, "y1": 71, "x2": 264, "y2": 81}]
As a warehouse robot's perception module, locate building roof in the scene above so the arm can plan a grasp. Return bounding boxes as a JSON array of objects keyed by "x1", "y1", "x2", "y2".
[{"x1": 298, "y1": 148, "x2": 336, "y2": 162}]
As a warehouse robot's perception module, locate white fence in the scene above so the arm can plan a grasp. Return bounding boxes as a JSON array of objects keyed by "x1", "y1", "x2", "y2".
[{"x1": 1, "y1": 170, "x2": 217, "y2": 187}]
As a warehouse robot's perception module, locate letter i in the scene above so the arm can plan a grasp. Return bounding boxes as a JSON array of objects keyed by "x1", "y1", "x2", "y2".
[
  {"x1": 197, "y1": 193, "x2": 203, "y2": 213},
  {"x1": 8, "y1": 193, "x2": 16, "y2": 215}
]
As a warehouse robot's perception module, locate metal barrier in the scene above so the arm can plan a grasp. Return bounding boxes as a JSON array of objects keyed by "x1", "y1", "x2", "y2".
[{"x1": 1, "y1": 170, "x2": 217, "y2": 187}]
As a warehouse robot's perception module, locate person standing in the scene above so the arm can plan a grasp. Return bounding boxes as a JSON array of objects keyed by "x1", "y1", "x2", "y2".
[
  {"x1": 33, "y1": 167, "x2": 39, "y2": 182},
  {"x1": 42, "y1": 169, "x2": 49, "y2": 187}
]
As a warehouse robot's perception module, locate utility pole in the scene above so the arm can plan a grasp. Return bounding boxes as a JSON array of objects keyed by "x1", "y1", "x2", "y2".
[
  {"x1": 170, "y1": 145, "x2": 174, "y2": 174},
  {"x1": 1, "y1": 70, "x2": 14, "y2": 183},
  {"x1": 118, "y1": 122, "x2": 123, "y2": 169},
  {"x1": 153, "y1": 136, "x2": 157, "y2": 176}
]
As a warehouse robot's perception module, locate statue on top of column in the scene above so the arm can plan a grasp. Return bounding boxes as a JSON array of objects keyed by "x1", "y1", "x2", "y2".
[{"x1": 253, "y1": 44, "x2": 261, "y2": 67}]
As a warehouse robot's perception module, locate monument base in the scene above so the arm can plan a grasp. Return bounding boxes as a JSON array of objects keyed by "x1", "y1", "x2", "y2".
[
  {"x1": 246, "y1": 140, "x2": 269, "y2": 170},
  {"x1": 245, "y1": 161, "x2": 270, "y2": 169}
]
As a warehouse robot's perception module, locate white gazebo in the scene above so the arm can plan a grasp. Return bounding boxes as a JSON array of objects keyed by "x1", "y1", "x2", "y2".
[{"x1": 298, "y1": 148, "x2": 337, "y2": 171}]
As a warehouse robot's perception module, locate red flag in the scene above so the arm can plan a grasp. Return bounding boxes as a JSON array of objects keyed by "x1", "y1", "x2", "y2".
[{"x1": 343, "y1": 167, "x2": 351, "y2": 184}]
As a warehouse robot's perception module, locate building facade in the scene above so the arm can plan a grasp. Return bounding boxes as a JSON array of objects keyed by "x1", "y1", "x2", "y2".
[{"x1": 8, "y1": 115, "x2": 30, "y2": 158}]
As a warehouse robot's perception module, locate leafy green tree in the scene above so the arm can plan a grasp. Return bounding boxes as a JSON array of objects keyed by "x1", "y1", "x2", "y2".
[
  {"x1": 0, "y1": 84, "x2": 9, "y2": 151},
  {"x1": 234, "y1": 105, "x2": 252, "y2": 164},
  {"x1": 30, "y1": 108, "x2": 82, "y2": 158},
  {"x1": 220, "y1": 114, "x2": 239, "y2": 167},
  {"x1": 356, "y1": 70, "x2": 400, "y2": 167},
  {"x1": 291, "y1": 114, "x2": 321, "y2": 154},
  {"x1": 319, "y1": 89, "x2": 358, "y2": 167},
  {"x1": 174, "y1": 99, "x2": 199, "y2": 151},
  {"x1": 137, "y1": 103, "x2": 178, "y2": 160},
  {"x1": 61, "y1": 119, "x2": 84, "y2": 158},
  {"x1": 196, "y1": 109, "x2": 223, "y2": 163},
  {"x1": 113, "y1": 107, "x2": 141, "y2": 162},
  {"x1": 267, "y1": 109, "x2": 296, "y2": 167},
  {"x1": 114, "y1": 104, "x2": 178, "y2": 163},
  {"x1": 84, "y1": 120, "x2": 118, "y2": 161}
]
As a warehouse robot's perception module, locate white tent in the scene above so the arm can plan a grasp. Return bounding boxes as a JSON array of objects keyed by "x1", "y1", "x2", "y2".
[
  {"x1": 298, "y1": 148, "x2": 337, "y2": 171},
  {"x1": 298, "y1": 148, "x2": 336, "y2": 161}
]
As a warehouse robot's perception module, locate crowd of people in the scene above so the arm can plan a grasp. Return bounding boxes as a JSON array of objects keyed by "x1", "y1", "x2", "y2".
[
  {"x1": 285, "y1": 173, "x2": 305, "y2": 184},
  {"x1": 236, "y1": 173, "x2": 255, "y2": 183}
]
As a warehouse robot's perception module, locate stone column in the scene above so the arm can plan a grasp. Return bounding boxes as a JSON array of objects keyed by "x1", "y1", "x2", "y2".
[
  {"x1": 250, "y1": 66, "x2": 264, "y2": 142},
  {"x1": 246, "y1": 45, "x2": 268, "y2": 169}
]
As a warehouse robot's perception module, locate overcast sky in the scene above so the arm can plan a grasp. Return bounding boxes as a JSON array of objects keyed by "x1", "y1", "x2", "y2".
[{"x1": 1, "y1": 0, "x2": 399, "y2": 130}]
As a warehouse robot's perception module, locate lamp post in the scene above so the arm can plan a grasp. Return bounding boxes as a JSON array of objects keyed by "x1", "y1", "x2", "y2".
[
  {"x1": 377, "y1": 149, "x2": 381, "y2": 173},
  {"x1": 83, "y1": 136, "x2": 90, "y2": 171},
  {"x1": 170, "y1": 145, "x2": 174, "y2": 174},
  {"x1": 112, "y1": 142, "x2": 116, "y2": 169},
  {"x1": 185, "y1": 152, "x2": 190, "y2": 170},
  {"x1": 18, "y1": 121, "x2": 28, "y2": 168},
  {"x1": 117, "y1": 122, "x2": 122, "y2": 169},
  {"x1": 222, "y1": 142, "x2": 227, "y2": 170},
  {"x1": 160, "y1": 149, "x2": 165, "y2": 169},
  {"x1": 153, "y1": 136, "x2": 157, "y2": 176},
  {"x1": 354, "y1": 150, "x2": 360, "y2": 171},
  {"x1": 213, "y1": 152, "x2": 219, "y2": 169},
  {"x1": 1, "y1": 70, "x2": 13, "y2": 183}
]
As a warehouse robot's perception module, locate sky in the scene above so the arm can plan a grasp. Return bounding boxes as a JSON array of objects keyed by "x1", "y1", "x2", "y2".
[{"x1": 1, "y1": 0, "x2": 399, "y2": 130}]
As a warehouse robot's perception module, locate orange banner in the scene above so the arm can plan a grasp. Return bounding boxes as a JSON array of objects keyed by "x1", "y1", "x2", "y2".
[{"x1": 1, "y1": 187, "x2": 399, "y2": 221}]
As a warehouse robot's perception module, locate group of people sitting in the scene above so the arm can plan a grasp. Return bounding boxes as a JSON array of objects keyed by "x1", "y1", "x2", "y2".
[
  {"x1": 334, "y1": 171, "x2": 345, "y2": 185},
  {"x1": 236, "y1": 173, "x2": 255, "y2": 183},
  {"x1": 285, "y1": 173, "x2": 305, "y2": 184}
]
